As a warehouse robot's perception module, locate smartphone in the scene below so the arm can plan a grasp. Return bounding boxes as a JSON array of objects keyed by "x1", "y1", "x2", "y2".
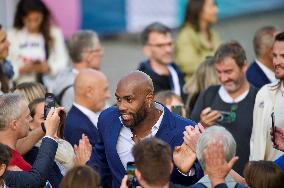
[
  {"x1": 171, "y1": 105, "x2": 183, "y2": 116},
  {"x1": 44, "y1": 93, "x2": 56, "y2": 120},
  {"x1": 217, "y1": 111, "x2": 232, "y2": 122},
  {"x1": 127, "y1": 162, "x2": 139, "y2": 188},
  {"x1": 271, "y1": 112, "x2": 276, "y2": 145}
]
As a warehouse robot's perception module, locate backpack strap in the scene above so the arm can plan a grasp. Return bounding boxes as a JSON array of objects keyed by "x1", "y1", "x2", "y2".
[{"x1": 56, "y1": 84, "x2": 73, "y2": 105}]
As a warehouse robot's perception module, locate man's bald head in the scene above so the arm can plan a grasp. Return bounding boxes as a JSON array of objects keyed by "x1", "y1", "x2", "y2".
[
  {"x1": 117, "y1": 71, "x2": 154, "y2": 94},
  {"x1": 115, "y1": 71, "x2": 156, "y2": 128},
  {"x1": 74, "y1": 69, "x2": 105, "y2": 94},
  {"x1": 74, "y1": 68, "x2": 110, "y2": 112}
]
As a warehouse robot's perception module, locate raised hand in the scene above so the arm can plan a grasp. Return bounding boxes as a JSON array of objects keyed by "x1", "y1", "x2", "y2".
[
  {"x1": 204, "y1": 140, "x2": 238, "y2": 187},
  {"x1": 74, "y1": 134, "x2": 92, "y2": 166},
  {"x1": 173, "y1": 143, "x2": 196, "y2": 174}
]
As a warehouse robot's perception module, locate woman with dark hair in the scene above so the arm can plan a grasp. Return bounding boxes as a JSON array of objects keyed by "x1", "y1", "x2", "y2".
[
  {"x1": 175, "y1": 0, "x2": 220, "y2": 81},
  {"x1": 0, "y1": 144, "x2": 11, "y2": 188},
  {"x1": 7, "y1": 0, "x2": 68, "y2": 88}
]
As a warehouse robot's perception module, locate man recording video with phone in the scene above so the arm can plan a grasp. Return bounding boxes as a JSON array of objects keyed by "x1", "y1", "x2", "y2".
[
  {"x1": 190, "y1": 41, "x2": 258, "y2": 175},
  {"x1": 0, "y1": 93, "x2": 63, "y2": 187}
]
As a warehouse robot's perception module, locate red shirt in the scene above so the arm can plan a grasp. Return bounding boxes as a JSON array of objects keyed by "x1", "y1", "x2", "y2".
[{"x1": 9, "y1": 149, "x2": 32, "y2": 171}]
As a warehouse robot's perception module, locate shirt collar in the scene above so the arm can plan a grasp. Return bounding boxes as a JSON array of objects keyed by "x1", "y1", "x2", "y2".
[
  {"x1": 218, "y1": 86, "x2": 249, "y2": 103},
  {"x1": 255, "y1": 59, "x2": 277, "y2": 82},
  {"x1": 73, "y1": 102, "x2": 100, "y2": 128}
]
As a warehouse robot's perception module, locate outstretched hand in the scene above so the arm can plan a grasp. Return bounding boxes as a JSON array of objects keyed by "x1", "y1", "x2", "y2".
[
  {"x1": 74, "y1": 134, "x2": 92, "y2": 166},
  {"x1": 272, "y1": 126, "x2": 284, "y2": 152},
  {"x1": 183, "y1": 123, "x2": 204, "y2": 152},
  {"x1": 173, "y1": 143, "x2": 196, "y2": 174},
  {"x1": 204, "y1": 140, "x2": 238, "y2": 187}
]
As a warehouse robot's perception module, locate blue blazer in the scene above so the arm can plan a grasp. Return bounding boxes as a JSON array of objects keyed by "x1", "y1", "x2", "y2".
[
  {"x1": 4, "y1": 137, "x2": 58, "y2": 188},
  {"x1": 64, "y1": 105, "x2": 100, "y2": 167},
  {"x1": 94, "y1": 105, "x2": 203, "y2": 188},
  {"x1": 246, "y1": 61, "x2": 271, "y2": 89},
  {"x1": 64, "y1": 105, "x2": 100, "y2": 146},
  {"x1": 24, "y1": 146, "x2": 63, "y2": 188}
]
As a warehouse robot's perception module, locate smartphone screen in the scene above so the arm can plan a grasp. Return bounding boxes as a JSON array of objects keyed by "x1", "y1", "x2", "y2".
[
  {"x1": 171, "y1": 105, "x2": 183, "y2": 116},
  {"x1": 127, "y1": 162, "x2": 139, "y2": 188},
  {"x1": 44, "y1": 93, "x2": 56, "y2": 119}
]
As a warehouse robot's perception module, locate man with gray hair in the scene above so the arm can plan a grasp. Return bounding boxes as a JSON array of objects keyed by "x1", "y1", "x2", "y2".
[
  {"x1": 194, "y1": 126, "x2": 241, "y2": 187},
  {"x1": 174, "y1": 125, "x2": 244, "y2": 188},
  {"x1": 52, "y1": 30, "x2": 104, "y2": 111},
  {"x1": 0, "y1": 93, "x2": 63, "y2": 187},
  {"x1": 246, "y1": 26, "x2": 279, "y2": 89}
]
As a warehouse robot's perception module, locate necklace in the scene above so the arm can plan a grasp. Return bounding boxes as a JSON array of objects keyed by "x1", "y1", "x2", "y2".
[{"x1": 131, "y1": 127, "x2": 153, "y2": 143}]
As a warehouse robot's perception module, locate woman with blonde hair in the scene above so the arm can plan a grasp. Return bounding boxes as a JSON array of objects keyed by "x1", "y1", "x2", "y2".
[
  {"x1": 183, "y1": 56, "x2": 219, "y2": 116},
  {"x1": 12, "y1": 81, "x2": 46, "y2": 104}
]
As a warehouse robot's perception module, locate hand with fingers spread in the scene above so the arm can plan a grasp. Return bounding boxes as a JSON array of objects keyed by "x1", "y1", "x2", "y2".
[
  {"x1": 74, "y1": 134, "x2": 92, "y2": 166},
  {"x1": 200, "y1": 107, "x2": 220, "y2": 127},
  {"x1": 173, "y1": 143, "x2": 196, "y2": 174},
  {"x1": 44, "y1": 107, "x2": 64, "y2": 137},
  {"x1": 204, "y1": 140, "x2": 239, "y2": 188},
  {"x1": 183, "y1": 123, "x2": 204, "y2": 152},
  {"x1": 272, "y1": 126, "x2": 284, "y2": 152}
]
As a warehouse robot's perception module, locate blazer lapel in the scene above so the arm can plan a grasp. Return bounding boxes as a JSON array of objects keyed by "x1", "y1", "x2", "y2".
[
  {"x1": 108, "y1": 114, "x2": 126, "y2": 175},
  {"x1": 156, "y1": 106, "x2": 175, "y2": 146}
]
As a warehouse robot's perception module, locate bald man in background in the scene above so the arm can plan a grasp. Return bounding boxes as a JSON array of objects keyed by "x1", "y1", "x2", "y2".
[{"x1": 63, "y1": 68, "x2": 110, "y2": 166}]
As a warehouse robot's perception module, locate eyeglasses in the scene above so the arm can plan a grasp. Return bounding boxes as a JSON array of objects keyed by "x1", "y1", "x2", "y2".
[
  {"x1": 147, "y1": 42, "x2": 173, "y2": 49},
  {"x1": 84, "y1": 47, "x2": 104, "y2": 55}
]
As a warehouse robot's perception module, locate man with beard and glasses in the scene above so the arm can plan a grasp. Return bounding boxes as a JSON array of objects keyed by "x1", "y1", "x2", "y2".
[
  {"x1": 190, "y1": 41, "x2": 258, "y2": 175},
  {"x1": 94, "y1": 71, "x2": 203, "y2": 188},
  {"x1": 250, "y1": 32, "x2": 284, "y2": 162}
]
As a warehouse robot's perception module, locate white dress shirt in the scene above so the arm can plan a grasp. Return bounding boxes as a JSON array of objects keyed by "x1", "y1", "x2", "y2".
[
  {"x1": 73, "y1": 102, "x2": 100, "y2": 128},
  {"x1": 117, "y1": 103, "x2": 164, "y2": 170}
]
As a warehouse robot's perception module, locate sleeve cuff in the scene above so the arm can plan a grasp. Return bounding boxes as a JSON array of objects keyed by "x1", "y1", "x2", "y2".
[
  {"x1": 43, "y1": 136, "x2": 58, "y2": 143},
  {"x1": 177, "y1": 167, "x2": 196, "y2": 176}
]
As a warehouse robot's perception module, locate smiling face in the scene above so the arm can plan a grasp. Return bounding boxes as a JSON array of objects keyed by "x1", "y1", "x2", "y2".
[
  {"x1": 115, "y1": 74, "x2": 153, "y2": 128},
  {"x1": 215, "y1": 57, "x2": 247, "y2": 94},
  {"x1": 272, "y1": 41, "x2": 284, "y2": 80}
]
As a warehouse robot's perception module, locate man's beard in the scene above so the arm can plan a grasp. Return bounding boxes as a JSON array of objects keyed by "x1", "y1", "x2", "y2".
[{"x1": 124, "y1": 106, "x2": 148, "y2": 129}]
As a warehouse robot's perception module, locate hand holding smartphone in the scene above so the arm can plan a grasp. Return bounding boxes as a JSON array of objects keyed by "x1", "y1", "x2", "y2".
[
  {"x1": 127, "y1": 162, "x2": 139, "y2": 188},
  {"x1": 44, "y1": 93, "x2": 56, "y2": 120}
]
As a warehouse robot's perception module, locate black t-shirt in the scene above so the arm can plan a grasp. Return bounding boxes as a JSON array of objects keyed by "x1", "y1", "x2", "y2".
[{"x1": 191, "y1": 85, "x2": 258, "y2": 175}]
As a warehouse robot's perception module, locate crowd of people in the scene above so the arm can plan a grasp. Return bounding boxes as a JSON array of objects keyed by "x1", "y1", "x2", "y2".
[{"x1": 1, "y1": 0, "x2": 284, "y2": 188}]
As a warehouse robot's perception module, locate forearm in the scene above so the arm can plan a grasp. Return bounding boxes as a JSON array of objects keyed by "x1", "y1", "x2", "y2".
[
  {"x1": 4, "y1": 137, "x2": 58, "y2": 188},
  {"x1": 16, "y1": 127, "x2": 45, "y2": 155}
]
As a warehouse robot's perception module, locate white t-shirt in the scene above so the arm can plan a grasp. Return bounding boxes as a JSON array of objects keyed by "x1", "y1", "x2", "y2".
[{"x1": 17, "y1": 29, "x2": 46, "y2": 62}]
